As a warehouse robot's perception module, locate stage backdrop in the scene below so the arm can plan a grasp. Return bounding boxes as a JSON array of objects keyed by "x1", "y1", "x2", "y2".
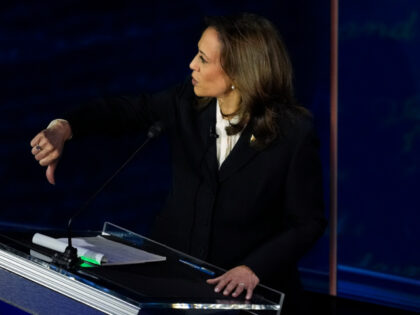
[{"x1": 337, "y1": 0, "x2": 420, "y2": 311}]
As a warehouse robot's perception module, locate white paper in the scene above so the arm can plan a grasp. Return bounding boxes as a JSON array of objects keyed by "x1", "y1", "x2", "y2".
[
  {"x1": 61, "y1": 236, "x2": 166, "y2": 266},
  {"x1": 32, "y1": 233, "x2": 105, "y2": 263},
  {"x1": 32, "y1": 233, "x2": 166, "y2": 266}
]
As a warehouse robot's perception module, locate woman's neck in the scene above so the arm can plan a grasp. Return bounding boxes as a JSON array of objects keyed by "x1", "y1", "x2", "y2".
[{"x1": 218, "y1": 90, "x2": 241, "y2": 119}]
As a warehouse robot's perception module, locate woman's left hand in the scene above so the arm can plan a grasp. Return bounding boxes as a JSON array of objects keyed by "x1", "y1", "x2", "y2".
[{"x1": 206, "y1": 265, "x2": 260, "y2": 300}]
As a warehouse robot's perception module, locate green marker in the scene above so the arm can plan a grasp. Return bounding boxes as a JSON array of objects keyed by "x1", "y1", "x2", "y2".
[
  {"x1": 80, "y1": 262, "x2": 95, "y2": 268},
  {"x1": 80, "y1": 255, "x2": 101, "y2": 266}
]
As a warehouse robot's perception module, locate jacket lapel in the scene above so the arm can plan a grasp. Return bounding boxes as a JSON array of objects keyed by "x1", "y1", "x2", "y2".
[
  {"x1": 195, "y1": 100, "x2": 219, "y2": 189},
  {"x1": 195, "y1": 100, "x2": 260, "y2": 184},
  {"x1": 218, "y1": 123, "x2": 259, "y2": 183},
  {"x1": 196, "y1": 100, "x2": 216, "y2": 150}
]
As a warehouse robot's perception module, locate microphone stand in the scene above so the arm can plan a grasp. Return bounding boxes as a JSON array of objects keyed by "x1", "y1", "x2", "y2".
[{"x1": 52, "y1": 122, "x2": 164, "y2": 269}]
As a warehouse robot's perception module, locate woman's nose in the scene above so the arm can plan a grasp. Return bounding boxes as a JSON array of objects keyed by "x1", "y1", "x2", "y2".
[{"x1": 189, "y1": 54, "x2": 198, "y2": 71}]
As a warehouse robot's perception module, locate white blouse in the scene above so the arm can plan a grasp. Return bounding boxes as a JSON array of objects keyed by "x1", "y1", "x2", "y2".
[{"x1": 215, "y1": 100, "x2": 242, "y2": 168}]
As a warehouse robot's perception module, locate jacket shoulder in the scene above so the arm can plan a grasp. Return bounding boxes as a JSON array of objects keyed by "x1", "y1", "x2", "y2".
[{"x1": 277, "y1": 105, "x2": 315, "y2": 140}]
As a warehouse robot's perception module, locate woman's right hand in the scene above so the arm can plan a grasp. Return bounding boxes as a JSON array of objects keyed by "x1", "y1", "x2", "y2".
[{"x1": 30, "y1": 119, "x2": 72, "y2": 185}]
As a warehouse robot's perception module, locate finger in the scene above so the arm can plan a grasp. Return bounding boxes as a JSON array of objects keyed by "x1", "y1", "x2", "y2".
[
  {"x1": 36, "y1": 136, "x2": 53, "y2": 149},
  {"x1": 31, "y1": 145, "x2": 42, "y2": 155},
  {"x1": 214, "y1": 278, "x2": 230, "y2": 293},
  {"x1": 206, "y1": 276, "x2": 222, "y2": 284},
  {"x1": 34, "y1": 146, "x2": 54, "y2": 161},
  {"x1": 31, "y1": 136, "x2": 48, "y2": 155},
  {"x1": 30, "y1": 132, "x2": 44, "y2": 147},
  {"x1": 223, "y1": 281, "x2": 238, "y2": 296},
  {"x1": 36, "y1": 143, "x2": 60, "y2": 164},
  {"x1": 36, "y1": 149, "x2": 57, "y2": 165},
  {"x1": 245, "y1": 286, "x2": 255, "y2": 300},
  {"x1": 232, "y1": 283, "x2": 246, "y2": 298},
  {"x1": 46, "y1": 161, "x2": 58, "y2": 185},
  {"x1": 39, "y1": 153, "x2": 59, "y2": 167},
  {"x1": 32, "y1": 135, "x2": 52, "y2": 157}
]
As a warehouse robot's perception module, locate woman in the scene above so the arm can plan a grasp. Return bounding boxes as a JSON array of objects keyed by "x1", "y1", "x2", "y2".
[{"x1": 31, "y1": 13, "x2": 326, "y2": 313}]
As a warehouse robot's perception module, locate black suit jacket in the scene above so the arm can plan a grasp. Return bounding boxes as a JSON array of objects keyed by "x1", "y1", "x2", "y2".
[{"x1": 65, "y1": 78, "x2": 326, "y2": 293}]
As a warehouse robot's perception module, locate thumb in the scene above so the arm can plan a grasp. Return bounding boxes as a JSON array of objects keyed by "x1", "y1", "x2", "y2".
[{"x1": 46, "y1": 161, "x2": 58, "y2": 185}]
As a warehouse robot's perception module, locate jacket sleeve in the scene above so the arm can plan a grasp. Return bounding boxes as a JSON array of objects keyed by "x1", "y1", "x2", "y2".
[
  {"x1": 63, "y1": 78, "x2": 192, "y2": 139},
  {"x1": 241, "y1": 117, "x2": 327, "y2": 280}
]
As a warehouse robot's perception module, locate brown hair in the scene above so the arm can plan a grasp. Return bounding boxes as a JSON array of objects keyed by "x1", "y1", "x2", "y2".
[{"x1": 200, "y1": 13, "x2": 300, "y2": 149}]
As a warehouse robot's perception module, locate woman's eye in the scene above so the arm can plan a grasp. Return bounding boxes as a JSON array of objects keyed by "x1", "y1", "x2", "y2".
[{"x1": 199, "y1": 56, "x2": 207, "y2": 64}]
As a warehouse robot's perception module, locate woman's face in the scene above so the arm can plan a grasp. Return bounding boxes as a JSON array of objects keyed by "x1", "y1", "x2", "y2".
[{"x1": 189, "y1": 27, "x2": 232, "y2": 98}]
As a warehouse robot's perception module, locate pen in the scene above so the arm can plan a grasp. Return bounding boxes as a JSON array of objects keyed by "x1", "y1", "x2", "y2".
[{"x1": 179, "y1": 258, "x2": 215, "y2": 276}]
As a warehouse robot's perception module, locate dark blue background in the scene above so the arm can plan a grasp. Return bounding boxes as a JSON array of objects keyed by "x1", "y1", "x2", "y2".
[
  {"x1": 337, "y1": 1, "x2": 420, "y2": 311},
  {"x1": 0, "y1": 0, "x2": 418, "y2": 312}
]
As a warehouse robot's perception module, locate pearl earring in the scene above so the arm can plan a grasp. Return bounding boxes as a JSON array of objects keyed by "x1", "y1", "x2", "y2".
[{"x1": 231, "y1": 85, "x2": 235, "y2": 90}]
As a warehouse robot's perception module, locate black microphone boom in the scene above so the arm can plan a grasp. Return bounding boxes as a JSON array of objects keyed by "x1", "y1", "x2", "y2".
[{"x1": 53, "y1": 121, "x2": 165, "y2": 269}]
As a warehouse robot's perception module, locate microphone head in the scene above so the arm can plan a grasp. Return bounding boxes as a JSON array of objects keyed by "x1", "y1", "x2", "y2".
[
  {"x1": 209, "y1": 126, "x2": 219, "y2": 138},
  {"x1": 147, "y1": 121, "x2": 165, "y2": 138}
]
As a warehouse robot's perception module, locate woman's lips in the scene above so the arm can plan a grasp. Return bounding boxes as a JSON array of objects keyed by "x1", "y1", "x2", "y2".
[{"x1": 192, "y1": 77, "x2": 198, "y2": 86}]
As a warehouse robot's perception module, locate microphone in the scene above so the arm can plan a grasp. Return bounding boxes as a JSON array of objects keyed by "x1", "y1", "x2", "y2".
[
  {"x1": 147, "y1": 121, "x2": 164, "y2": 138},
  {"x1": 209, "y1": 126, "x2": 219, "y2": 139},
  {"x1": 52, "y1": 121, "x2": 165, "y2": 269}
]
